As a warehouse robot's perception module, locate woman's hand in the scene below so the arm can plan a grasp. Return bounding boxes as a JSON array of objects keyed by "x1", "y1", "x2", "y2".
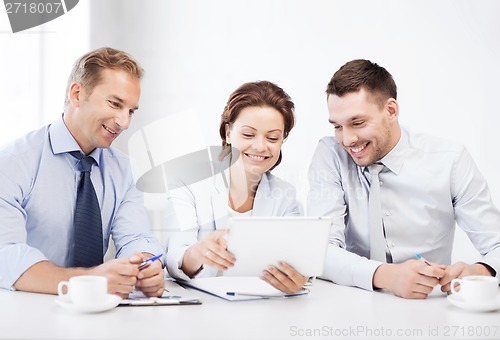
[
  {"x1": 262, "y1": 261, "x2": 308, "y2": 294},
  {"x1": 182, "y1": 229, "x2": 236, "y2": 277}
]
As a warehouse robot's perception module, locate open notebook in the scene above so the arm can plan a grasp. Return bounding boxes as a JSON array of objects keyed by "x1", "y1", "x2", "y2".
[{"x1": 178, "y1": 276, "x2": 309, "y2": 301}]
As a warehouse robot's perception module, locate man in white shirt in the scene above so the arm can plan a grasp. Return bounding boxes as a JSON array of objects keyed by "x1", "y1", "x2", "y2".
[{"x1": 308, "y1": 59, "x2": 500, "y2": 299}]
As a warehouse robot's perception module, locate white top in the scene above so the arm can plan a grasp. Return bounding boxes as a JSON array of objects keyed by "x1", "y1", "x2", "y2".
[
  {"x1": 165, "y1": 154, "x2": 302, "y2": 280},
  {"x1": 228, "y1": 207, "x2": 253, "y2": 217}
]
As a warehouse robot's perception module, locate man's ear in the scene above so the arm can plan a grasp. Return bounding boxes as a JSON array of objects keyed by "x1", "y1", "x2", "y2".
[
  {"x1": 68, "y1": 82, "x2": 83, "y2": 108},
  {"x1": 386, "y1": 98, "x2": 399, "y2": 120}
]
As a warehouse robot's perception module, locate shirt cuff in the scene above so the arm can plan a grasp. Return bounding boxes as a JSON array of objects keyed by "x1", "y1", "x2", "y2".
[
  {"x1": 165, "y1": 245, "x2": 192, "y2": 281},
  {"x1": 353, "y1": 259, "x2": 383, "y2": 291},
  {"x1": 476, "y1": 262, "x2": 497, "y2": 276},
  {"x1": 320, "y1": 244, "x2": 383, "y2": 291}
]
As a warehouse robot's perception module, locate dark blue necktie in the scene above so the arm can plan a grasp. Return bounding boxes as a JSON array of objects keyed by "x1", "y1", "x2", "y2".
[{"x1": 70, "y1": 151, "x2": 103, "y2": 267}]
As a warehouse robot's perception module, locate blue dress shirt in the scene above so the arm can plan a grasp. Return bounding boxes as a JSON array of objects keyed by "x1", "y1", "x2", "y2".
[
  {"x1": 0, "y1": 116, "x2": 164, "y2": 289},
  {"x1": 307, "y1": 128, "x2": 500, "y2": 291}
]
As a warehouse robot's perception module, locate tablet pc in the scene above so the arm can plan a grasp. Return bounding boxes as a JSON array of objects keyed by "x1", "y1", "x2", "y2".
[{"x1": 224, "y1": 216, "x2": 332, "y2": 277}]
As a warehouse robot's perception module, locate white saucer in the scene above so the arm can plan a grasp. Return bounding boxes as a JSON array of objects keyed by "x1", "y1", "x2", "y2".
[
  {"x1": 55, "y1": 294, "x2": 122, "y2": 313},
  {"x1": 447, "y1": 294, "x2": 500, "y2": 312}
]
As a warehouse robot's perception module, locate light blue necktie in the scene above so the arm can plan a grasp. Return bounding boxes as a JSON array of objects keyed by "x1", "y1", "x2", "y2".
[{"x1": 368, "y1": 163, "x2": 387, "y2": 262}]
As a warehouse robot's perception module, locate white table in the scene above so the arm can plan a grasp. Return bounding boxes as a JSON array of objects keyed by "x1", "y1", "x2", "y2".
[{"x1": 1, "y1": 279, "x2": 499, "y2": 339}]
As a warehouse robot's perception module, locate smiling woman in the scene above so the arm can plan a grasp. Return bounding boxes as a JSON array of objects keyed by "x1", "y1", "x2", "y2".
[
  {"x1": 165, "y1": 81, "x2": 308, "y2": 294},
  {"x1": 224, "y1": 105, "x2": 285, "y2": 195}
]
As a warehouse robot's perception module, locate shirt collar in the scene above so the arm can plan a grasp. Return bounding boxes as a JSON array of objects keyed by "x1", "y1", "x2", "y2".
[
  {"x1": 378, "y1": 127, "x2": 408, "y2": 175},
  {"x1": 49, "y1": 114, "x2": 102, "y2": 165}
]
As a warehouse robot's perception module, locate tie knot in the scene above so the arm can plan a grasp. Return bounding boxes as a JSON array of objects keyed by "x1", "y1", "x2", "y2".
[
  {"x1": 70, "y1": 151, "x2": 95, "y2": 172},
  {"x1": 368, "y1": 163, "x2": 384, "y2": 176}
]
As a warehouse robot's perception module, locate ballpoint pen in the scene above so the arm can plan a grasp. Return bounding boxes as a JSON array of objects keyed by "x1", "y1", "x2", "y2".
[
  {"x1": 226, "y1": 292, "x2": 292, "y2": 299},
  {"x1": 416, "y1": 253, "x2": 443, "y2": 279},
  {"x1": 138, "y1": 254, "x2": 163, "y2": 270},
  {"x1": 415, "y1": 253, "x2": 431, "y2": 266},
  {"x1": 226, "y1": 288, "x2": 309, "y2": 299}
]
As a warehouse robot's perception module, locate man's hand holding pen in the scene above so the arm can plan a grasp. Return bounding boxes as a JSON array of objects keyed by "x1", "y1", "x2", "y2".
[
  {"x1": 133, "y1": 253, "x2": 165, "y2": 297},
  {"x1": 373, "y1": 255, "x2": 446, "y2": 299}
]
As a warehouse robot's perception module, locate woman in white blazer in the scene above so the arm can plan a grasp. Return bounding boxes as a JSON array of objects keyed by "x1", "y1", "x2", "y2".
[{"x1": 165, "y1": 81, "x2": 307, "y2": 293}]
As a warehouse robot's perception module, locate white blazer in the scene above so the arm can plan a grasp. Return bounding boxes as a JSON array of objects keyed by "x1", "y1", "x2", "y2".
[{"x1": 165, "y1": 155, "x2": 302, "y2": 280}]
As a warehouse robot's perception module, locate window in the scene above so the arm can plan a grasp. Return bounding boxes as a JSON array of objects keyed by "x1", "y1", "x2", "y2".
[{"x1": 0, "y1": 2, "x2": 90, "y2": 145}]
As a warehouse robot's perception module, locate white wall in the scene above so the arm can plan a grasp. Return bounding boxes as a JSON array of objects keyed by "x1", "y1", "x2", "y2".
[
  {"x1": 1, "y1": 0, "x2": 499, "y2": 262},
  {"x1": 0, "y1": 2, "x2": 90, "y2": 144}
]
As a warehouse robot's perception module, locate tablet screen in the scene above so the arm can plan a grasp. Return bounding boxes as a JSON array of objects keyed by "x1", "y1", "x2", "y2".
[{"x1": 224, "y1": 216, "x2": 332, "y2": 277}]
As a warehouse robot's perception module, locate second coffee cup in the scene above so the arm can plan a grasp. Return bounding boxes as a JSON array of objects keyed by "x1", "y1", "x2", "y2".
[{"x1": 450, "y1": 275, "x2": 499, "y2": 304}]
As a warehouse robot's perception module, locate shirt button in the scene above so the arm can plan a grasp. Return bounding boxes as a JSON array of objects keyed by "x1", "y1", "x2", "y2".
[
  {"x1": 385, "y1": 211, "x2": 391, "y2": 216},
  {"x1": 379, "y1": 181, "x2": 383, "y2": 185},
  {"x1": 391, "y1": 241, "x2": 396, "y2": 247}
]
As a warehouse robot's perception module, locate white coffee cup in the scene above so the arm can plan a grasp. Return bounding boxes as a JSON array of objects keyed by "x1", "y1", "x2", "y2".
[
  {"x1": 57, "y1": 275, "x2": 108, "y2": 307},
  {"x1": 450, "y1": 275, "x2": 499, "y2": 303}
]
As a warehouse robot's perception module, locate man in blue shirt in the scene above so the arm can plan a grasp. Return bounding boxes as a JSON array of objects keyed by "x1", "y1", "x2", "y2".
[
  {"x1": 0, "y1": 47, "x2": 165, "y2": 298},
  {"x1": 308, "y1": 59, "x2": 500, "y2": 299}
]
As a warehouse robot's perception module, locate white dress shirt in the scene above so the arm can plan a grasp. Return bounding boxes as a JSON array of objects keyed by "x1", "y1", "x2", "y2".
[{"x1": 307, "y1": 128, "x2": 500, "y2": 291}]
